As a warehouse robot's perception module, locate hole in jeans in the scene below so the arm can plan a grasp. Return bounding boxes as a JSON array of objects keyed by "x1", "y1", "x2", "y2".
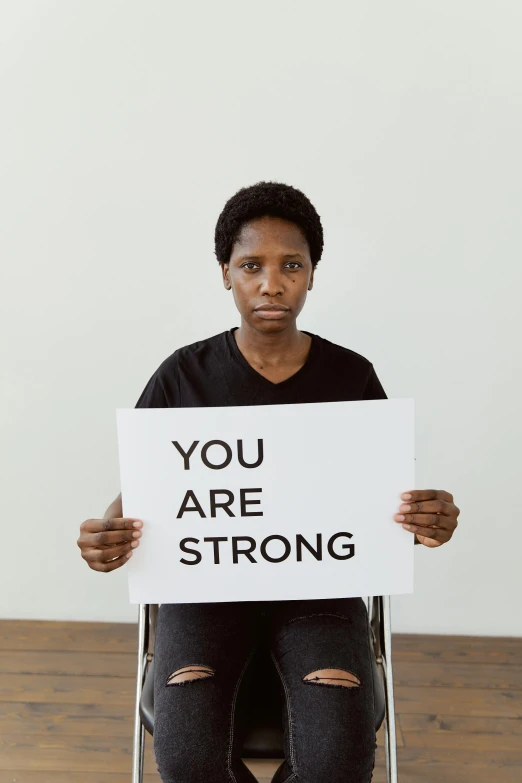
[
  {"x1": 303, "y1": 668, "x2": 361, "y2": 688},
  {"x1": 166, "y1": 665, "x2": 215, "y2": 686}
]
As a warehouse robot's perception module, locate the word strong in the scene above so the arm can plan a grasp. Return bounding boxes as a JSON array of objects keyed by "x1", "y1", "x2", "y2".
[{"x1": 172, "y1": 438, "x2": 264, "y2": 519}]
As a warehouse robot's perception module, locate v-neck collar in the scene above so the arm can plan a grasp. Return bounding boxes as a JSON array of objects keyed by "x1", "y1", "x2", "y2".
[{"x1": 225, "y1": 327, "x2": 319, "y2": 390}]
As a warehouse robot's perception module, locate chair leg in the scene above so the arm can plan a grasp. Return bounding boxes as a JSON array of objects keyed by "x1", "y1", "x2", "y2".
[
  {"x1": 132, "y1": 603, "x2": 149, "y2": 783},
  {"x1": 139, "y1": 721, "x2": 146, "y2": 779},
  {"x1": 381, "y1": 595, "x2": 399, "y2": 783}
]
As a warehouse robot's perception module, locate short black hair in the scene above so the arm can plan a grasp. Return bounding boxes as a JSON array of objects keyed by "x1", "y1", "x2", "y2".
[{"x1": 214, "y1": 180, "x2": 324, "y2": 267}]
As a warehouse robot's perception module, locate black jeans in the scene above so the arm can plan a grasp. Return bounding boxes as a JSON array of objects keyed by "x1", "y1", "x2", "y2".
[{"x1": 153, "y1": 597, "x2": 377, "y2": 783}]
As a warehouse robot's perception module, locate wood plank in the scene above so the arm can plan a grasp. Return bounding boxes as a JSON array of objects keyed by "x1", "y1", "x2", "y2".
[
  {"x1": 2, "y1": 731, "x2": 521, "y2": 776},
  {"x1": 0, "y1": 703, "x2": 397, "y2": 751},
  {"x1": 394, "y1": 660, "x2": 522, "y2": 690},
  {"x1": 388, "y1": 765, "x2": 522, "y2": 783},
  {"x1": 5, "y1": 763, "x2": 522, "y2": 783},
  {"x1": 3, "y1": 622, "x2": 521, "y2": 665},
  {"x1": 399, "y1": 713, "x2": 522, "y2": 753},
  {"x1": 0, "y1": 767, "x2": 521, "y2": 783},
  {"x1": 5, "y1": 650, "x2": 522, "y2": 690},
  {"x1": 7, "y1": 674, "x2": 520, "y2": 714},
  {"x1": 0, "y1": 733, "x2": 385, "y2": 774},
  {"x1": 395, "y1": 685, "x2": 522, "y2": 718},
  {"x1": 0, "y1": 755, "x2": 520, "y2": 783},
  {"x1": 0, "y1": 621, "x2": 137, "y2": 654},
  {"x1": 3, "y1": 653, "x2": 520, "y2": 696},
  {"x1": 393, "y1": 634, "x2": 522, "y2": 665},
  {"x1": 395, "y1": 745, "x2": 522, "y2": 765},
  {"x1": 0, "y1": 702, "x2": 134, "y2": 737},
  {"x1": 0, "y1": 733, "x2": 156, "y2": 773},
  {"x1": 400, "y1": 712, "x2": 522, "y2": 736},
  {"x1": 0, "y1": 650, "x2": 135, "y2": 678},
  {"x1": 403, "y1": 729, "x2": 522, "y2": 751},
  {"x1": 0, "y1": 766, "x2": 371, "y2": 783},
  {"x1": 0, "y1": 673, "x2": 135, "y2": 706},
  {"x1": 3, "y1": 680, "x2": 520, "y2": 727},
  {"x1": 243, "y1": 759, "x2": 281, "y2": 779}
]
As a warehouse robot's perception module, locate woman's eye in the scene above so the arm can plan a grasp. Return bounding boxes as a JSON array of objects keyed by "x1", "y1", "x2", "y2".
[
  {"x1": 285, "y1": 262, "x2": 302, "y2": 270},
  {"x1": 242, "y1": 262, "x2": 259, "y2": 270}
]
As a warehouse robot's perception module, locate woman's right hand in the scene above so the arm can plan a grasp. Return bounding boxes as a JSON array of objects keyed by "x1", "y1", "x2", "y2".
[{"x1": 77, "y1": 517, "x2": 143, "y2": 572}]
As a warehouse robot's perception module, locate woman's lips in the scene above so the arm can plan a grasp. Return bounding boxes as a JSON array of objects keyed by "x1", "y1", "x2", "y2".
[{"x1": 253, "y1": 305, "x2": 290, "y2": 319}]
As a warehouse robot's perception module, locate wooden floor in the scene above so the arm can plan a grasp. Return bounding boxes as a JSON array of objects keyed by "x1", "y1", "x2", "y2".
[{"x1": 0, "y1": 620, "x2": 521, "y2": 782}]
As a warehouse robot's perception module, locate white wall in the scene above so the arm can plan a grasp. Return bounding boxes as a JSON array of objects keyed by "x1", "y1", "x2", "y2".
[{"x1": 1, "y1": 0, "x2": 521, "y2": 634}]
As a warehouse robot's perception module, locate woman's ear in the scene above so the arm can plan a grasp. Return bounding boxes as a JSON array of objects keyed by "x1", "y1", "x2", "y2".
[
  {"x1": 222, "y1": 263, "x2": 232, "y2": 290},
  {"x1": 308, "y1": 266, "x2": 315, "y2": 291}
]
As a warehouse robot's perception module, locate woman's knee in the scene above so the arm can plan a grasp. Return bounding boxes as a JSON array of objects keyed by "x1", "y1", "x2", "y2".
[
  {"x1": 296, "y1": 743, "x2": 376, "y2": 783},
  {"x1": 152, "y1": 666, "x2": 233, "y2": 783},
  {"x1": 154, "y1": 725, "x2": 221, "y2": 783}
]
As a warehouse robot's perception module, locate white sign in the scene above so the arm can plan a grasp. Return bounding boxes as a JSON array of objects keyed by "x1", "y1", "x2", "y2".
[{"x1": 116, "y1": 399, "x2": 415, "y2": 604}]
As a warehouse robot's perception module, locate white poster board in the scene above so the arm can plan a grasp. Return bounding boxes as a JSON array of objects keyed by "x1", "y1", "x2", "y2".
[{"x1": 116, "y1": 399, "x2": 415, "y2": 604}]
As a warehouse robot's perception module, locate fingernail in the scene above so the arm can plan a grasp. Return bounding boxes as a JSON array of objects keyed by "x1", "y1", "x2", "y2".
[
  {"x1": 126, "y1": 552, "x2": 132, "y2": 558},
  {"x1": 401, "y1": 504, "x2": 411, "y2": 512},
  {"x1": 401, "y1": 493, "x2": 412, "y2": 500},
  {"x1": 133, "y1": 521, "x2": 142, "y2": 528},
  {"x1": 132, "y1": 531, "x2": 141, "y2": 538},
  {"x1": 131, "y1": 541, "x2": 139, "y2": 547},
  {"x1": 402, "y1": 524, "x2": 412, "y2": 530},
  {"x1": 396, "y1": 514, "x2": 405, "y2": 521}
]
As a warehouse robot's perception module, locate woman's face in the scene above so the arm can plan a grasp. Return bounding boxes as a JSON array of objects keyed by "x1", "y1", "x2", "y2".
[{"x1": 222, "y1": 215, "x2": 315, "y2": 333}]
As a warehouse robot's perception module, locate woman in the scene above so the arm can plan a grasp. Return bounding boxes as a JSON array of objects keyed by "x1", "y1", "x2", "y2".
[{"x1": 78, "y1": 181, "x2": 460, "y2": 782}]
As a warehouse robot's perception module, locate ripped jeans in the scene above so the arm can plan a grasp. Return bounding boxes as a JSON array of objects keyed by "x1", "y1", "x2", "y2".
[{"x1": 153, "y1": 597, "x2": 377, "y2": 783}]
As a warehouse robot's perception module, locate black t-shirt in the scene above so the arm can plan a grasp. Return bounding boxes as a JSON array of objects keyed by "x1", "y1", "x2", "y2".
[{"x1": 135, "y1": 328, "x2": 387, "y2": 409}]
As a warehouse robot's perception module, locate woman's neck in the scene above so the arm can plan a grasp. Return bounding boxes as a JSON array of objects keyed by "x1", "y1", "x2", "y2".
[{"x1": 233, "y1": 321, "x2": 312, "y2": 374}]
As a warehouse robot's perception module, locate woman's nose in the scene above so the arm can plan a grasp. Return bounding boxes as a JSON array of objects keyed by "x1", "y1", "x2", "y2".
[{"x1": 259, "y1": 271, "x2": 284, "y2": 297}]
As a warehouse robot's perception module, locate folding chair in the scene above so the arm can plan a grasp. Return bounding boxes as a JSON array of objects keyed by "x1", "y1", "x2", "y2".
[{"x1": 132, "y1": 596, "x2": 398, "y2": 782}]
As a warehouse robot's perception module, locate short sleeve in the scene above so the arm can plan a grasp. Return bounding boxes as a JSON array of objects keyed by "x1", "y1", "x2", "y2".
[
  {"x1": 362, "y1": 365, "x2": 388, "y2": 400},
  {"x1": 135, "y1": 371, "x2": 169, "y2": 408}
]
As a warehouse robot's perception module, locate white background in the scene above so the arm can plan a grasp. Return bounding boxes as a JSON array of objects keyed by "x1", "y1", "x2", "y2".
[{"x1": 1, "y1": 1, "x2": 521, "y2": 634}]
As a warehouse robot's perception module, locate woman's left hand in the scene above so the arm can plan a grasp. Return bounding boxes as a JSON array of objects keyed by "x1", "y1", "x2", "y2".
[{"x1": 394, "y1": 489, "x2": 460, "y2": 548}]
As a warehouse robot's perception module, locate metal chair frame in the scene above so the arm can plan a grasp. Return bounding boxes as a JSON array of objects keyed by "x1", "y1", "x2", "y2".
[{"x1": 131, "y1": 596, "x2": 398, "y2": 783}]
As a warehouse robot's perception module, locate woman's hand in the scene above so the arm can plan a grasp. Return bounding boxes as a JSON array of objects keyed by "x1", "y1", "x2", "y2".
[
  {"x1": 77, "y1": 517, "x2": 143, "y2": 572},
  {"x1": 394, "y1": 489, "x2": 460, "y2": 548}
]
